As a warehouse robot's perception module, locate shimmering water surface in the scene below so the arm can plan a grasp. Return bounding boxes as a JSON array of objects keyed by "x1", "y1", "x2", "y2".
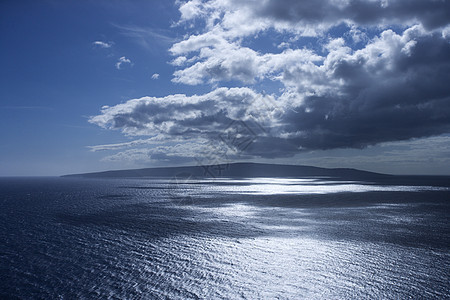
[{"x1": 1, "y1": 177, "x2": 449, "y2": 299}]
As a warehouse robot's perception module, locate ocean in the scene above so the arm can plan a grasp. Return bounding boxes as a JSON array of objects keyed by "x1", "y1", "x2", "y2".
[{"x1": 0, "y1": 176, "x2": 449, "y2": 299}]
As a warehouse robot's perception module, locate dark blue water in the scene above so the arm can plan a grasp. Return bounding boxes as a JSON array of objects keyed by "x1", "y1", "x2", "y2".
[{"x1": 1, "y1": 177, "x2": 449, "y2": 299}]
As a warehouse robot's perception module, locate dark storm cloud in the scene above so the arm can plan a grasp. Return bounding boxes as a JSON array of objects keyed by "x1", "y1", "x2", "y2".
[
  {"x1": 253, "y1": 0, "x2": 450, "y2": 30},
  {"x1": 266, "y1": 31, "x2": 450, "y2": 152}
]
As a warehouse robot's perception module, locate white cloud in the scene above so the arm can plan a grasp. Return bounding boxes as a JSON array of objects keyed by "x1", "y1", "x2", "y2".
[
  {"x1": 88, "y1": 136, "x2": 172, "y2": 152},
  {"x1": 113, "y1": 24, "x2": 175, "y2": 50},
  {"x1": 171, "y1": 39, "x2": 322, "y2": 85},
  {"x1": 92, "y1": 40, "x2": 113, "y2": 48},
  {"x1": 151, "y1": 73, "x2": 160, "y2": 80},
  {"x1": 115, "y1": 56, "x2": 132, "y2": 70},
  {"x1": 178, "y1": 0, "x2": 203, "y2": 21},
  {"x1": 101, "y1": 148, "x2": 152, "y2": 163},
  {"x1": 89, "y1": 87, "x2": 278, "y2": 136},
  {"x1": 101, "y1": 141, "x2": 233, "y2": 165}
]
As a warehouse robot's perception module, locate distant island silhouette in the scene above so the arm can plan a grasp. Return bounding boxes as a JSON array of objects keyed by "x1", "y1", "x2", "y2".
[
  {"x1": 63, "y1": 162, "x2": 389, "y2": 180},
  {"x1": 62, "y1": 162, "x2": 450, "y2": 187}
]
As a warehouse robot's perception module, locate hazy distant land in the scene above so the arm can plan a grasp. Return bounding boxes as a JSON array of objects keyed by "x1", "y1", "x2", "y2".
[
  {"x1": 62, "y1": 162, "x2": 450, "y2": 187},
  {"x1": 62, "y1": 162, "x2": 381, "y2": 178}
]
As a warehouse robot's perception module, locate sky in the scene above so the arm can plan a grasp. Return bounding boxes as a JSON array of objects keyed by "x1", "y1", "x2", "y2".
[{"x1": 1, "y1": 0, "x2": 449, "y2": 176}]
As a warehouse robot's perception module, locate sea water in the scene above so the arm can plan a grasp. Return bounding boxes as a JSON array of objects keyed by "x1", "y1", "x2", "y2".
[{"x1": 0, "y1": 177, "x2": 449, "y2": 299}]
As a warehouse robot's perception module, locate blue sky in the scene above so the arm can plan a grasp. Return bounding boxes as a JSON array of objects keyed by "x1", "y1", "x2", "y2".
[{"x1": 1, "y1": 0, "x2": 449, "y2": 176}]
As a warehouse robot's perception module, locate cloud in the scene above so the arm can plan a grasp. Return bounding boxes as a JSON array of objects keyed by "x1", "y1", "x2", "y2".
[
  {"x1": 115, "y1": 56, "x2": 132, "y2": 69},
  {"x1": 88, "y1": 135, "x2": 177, "y2": 152},
  {"x1": 92, "y1": 26, "x2": 450, "y2": 159},
  {"x1": 251, "y1": 0, "x2": 450, "y2": 32},
  {"x1": 101, "y1": 148, "x2": 153, "y2": 163},
  {"x1": 151, "y1": 73, "x2": 160, "y2": 80},
  {"x1": 271, "y1": 27, "x2": 450, "y2": 151},
  {"x1": 88, "y1": 139, "x2": 156, "y2": 152},
  {"x1": 89, "y1": 87, "x2": 276, "y2": 136},
  {"x1": 90, "y1": 0, "x2": 450, "y2": 164},
  {"x1": 113, "y1": 24, "x2": 175, "y2": 50},
  {"x1": 176, "y1": 0, "x2": 450, "y2": 38},
  {"x1": 100, "y1": 141, "x2": 228, "y2": 164},
  {"x1": 178, "y1": 0, "x2": 203, "y2": 21},
  {"x1": 171, "y1": 43, "x2": 322, "y2": 85},
  {"x1": 92, "y1": 41, "x2": 113, "y2": 48},
  {"x1": 294, "y1": 135, "x2": 450, "y2": 175}
]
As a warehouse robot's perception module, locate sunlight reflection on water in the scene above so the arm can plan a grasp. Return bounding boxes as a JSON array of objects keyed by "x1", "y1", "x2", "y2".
[
  {"x1": 172, "y1": 177, "x2": 450, "y2": 195},
  {"x1": 1, "y1": 177, "x2": 449, "y2": 299}
]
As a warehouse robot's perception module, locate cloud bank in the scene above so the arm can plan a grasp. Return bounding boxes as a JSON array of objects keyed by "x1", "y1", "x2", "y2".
[{"x1": 90, "y1": 0, "x2": 450, "y2": 163}]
